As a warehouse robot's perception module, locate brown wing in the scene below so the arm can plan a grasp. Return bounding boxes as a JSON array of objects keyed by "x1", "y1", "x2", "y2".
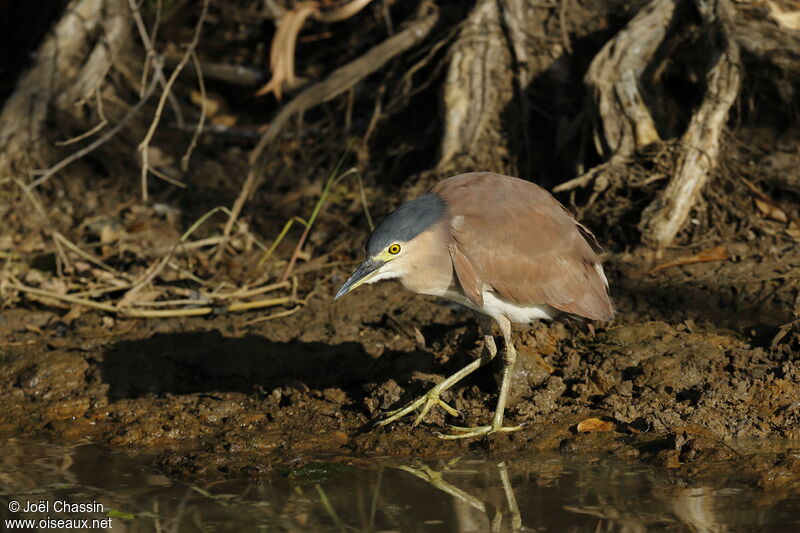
[
  {"x1": 433, "y1": 172, "x2": 613, "y2": 321},
  {"x1": 449, "y1": 242, "x2": 483, "y2": 307}
]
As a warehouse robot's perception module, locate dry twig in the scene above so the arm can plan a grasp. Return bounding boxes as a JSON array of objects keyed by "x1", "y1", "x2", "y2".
[
  {"x1": 137, "y1": 0, "x2": 210, "y2": 201},
  {"x1": 643, "y1": 245, "x2": 728, "y2": 275},
  {"x1": 128, "y1": 0, "x2": 184, "y2": 126}
]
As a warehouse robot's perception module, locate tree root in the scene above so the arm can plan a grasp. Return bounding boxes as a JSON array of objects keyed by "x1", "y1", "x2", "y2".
[
  {"x1": 584, "y1": 0, "x2": 674, "y2": 160},
  {"x1": 438, "y1": 0, "x2": 513, "y2": 169},
  {"x1": 0, "y1": 0, "x2": 130, "y2": 179},
  {"x1": 639, "y1": 0, "x2": 742, "y2": 249},
  {"x1": 554, "y1": 0, "x2": 676, "y2": 199},
  {"x1": 729, "y1": 3, "x2": 800, "y2": 76},
  {"x1": 438, "y1": 0, "x2": 587, "y2": 175},
  {"x1": 565, "y1": 0, "x2": 745, "y2": 249}
]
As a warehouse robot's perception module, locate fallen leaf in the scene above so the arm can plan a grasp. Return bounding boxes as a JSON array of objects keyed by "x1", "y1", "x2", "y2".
[
  {"x1": 61, "y1": 306, "x2": 84, "y2": 325},
  {"x1": 42, "y1": 277, "x2": 68, "y2": 295},
  {"x1": 145, "y1": 146, "x2": 175, "y2": 168},
  {"x1": 24, "y1": 324, "x2": 45, "y2": 335},
  {"x1": 190, "y1": 89, "x2": 222, "y2": 116},
  {"x1": 644, "y1": 245, "x2": 728, "y2": 275},
  {"x1": 576, "y1": 417, "x2": 614, "y2": 433},
  {"x1": 210, "y1": 113, "x2": 238, "y2": 127},
  {"x1": 117, "y1": 288, "x2": 160, "y2": 309},
  {"x1": 100, "y1": 224, "x2": 122, "y2": 244},
  {"x1": 755, "y1": 198, "x2": 789, "y2": 223}
]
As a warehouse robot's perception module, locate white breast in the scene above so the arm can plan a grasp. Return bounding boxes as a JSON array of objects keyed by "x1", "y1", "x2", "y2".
[{"x1": 443, "y1": 288, "x2": 555, "y2": 324}]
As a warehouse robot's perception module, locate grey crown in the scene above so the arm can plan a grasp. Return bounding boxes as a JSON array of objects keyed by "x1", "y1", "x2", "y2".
[{"x1": 366, "y1": 193, "x2": 447, "y2": 255}]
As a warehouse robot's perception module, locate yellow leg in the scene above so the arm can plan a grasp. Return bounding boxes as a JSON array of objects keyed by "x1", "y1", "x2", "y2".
[
  {"x1": 376, "y1": 315, "x2": 497, "y2": 428},
  {"x1": 437, "y1": 316, "x2": 524, "y2": 439}
]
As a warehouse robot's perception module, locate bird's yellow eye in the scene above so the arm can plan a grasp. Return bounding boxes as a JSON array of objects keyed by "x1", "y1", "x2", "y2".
[{"x1": 388, "y1": 243, "x2": 401, "y2": 255}]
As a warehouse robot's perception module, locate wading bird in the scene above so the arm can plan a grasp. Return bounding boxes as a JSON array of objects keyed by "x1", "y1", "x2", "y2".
[{"x1": 335, "y1": 172, "x2": 613, "y2": 438}]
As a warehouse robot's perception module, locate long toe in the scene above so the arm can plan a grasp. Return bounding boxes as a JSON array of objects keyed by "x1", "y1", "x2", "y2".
[
  {"x1": 376, "y1": 389, "x2": 460, "y2": 428},
  {"x1": 435, "y1": 423, "x2": 524, "y2": 440}
]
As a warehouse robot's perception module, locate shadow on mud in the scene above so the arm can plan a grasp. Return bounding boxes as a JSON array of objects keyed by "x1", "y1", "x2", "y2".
[
  {"x1": 615, "y1": 276, "x2": 791, "y2": 330},
  {"x1": 100, "y1": 331, "x2": 437, "y2": 401}
]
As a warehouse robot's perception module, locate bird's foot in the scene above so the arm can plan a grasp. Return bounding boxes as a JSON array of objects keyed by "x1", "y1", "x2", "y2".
[
  {"x1": 435, "y1": 422, "x2": 525, "y2": 440},
  {"x1": 376, "y1": 387, "x2": 460, "y2": 428}
]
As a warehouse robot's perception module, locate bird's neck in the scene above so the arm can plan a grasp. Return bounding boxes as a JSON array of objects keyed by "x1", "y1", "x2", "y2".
[{"x1": 398, "y1": 225, "x2": 454, "y2": 297}]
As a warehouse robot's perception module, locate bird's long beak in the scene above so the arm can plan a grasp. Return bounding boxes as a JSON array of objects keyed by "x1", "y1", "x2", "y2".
[{"x1": 334, "y1": 257, "x2": 386, "y2": 300}]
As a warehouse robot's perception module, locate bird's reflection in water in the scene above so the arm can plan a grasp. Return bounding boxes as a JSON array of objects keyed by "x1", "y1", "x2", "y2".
[
  {"x1": 395, "y1": 458, "x2": 523, "y2": 533},
  {"x1": 4, "y1": 440, "x2": 800, "y2": 532}
]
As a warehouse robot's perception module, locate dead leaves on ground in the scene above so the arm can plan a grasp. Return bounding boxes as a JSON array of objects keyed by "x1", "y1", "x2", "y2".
[
  {"x1": 754, "y1": 197, "x2": 789, "y2": 223},
  {"x1": 576, "y1": 417, "x2": 615, "y2": 433},
  {"x1": 741, "y1": 177, "x2": 800, "y2": 241},
  {"x1": 189, "y1": 90, "x2": 238, "y2": 127}
]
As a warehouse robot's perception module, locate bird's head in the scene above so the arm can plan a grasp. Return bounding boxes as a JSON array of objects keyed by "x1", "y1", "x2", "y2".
[{"x1": 334, "y1": 193, "x2": 446, "y2": 300}]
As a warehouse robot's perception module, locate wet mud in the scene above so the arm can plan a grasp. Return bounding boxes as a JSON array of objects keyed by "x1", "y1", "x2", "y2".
[
  {"x1": 1, "y1": 241, "x2": 799, "y2": 495},
  {"x1": 2, "y1": 0, "x2": 800, "y2": 519}
]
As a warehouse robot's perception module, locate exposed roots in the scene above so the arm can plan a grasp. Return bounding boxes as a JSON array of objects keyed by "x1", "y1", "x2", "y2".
[
  {"x1": 0, "y1": 0, "x2": 797, "y2": 320},
  {"x1": 640, "y1": 1, "x2": 742, "y2": 248},
  {"x1": 584, "y1": 0, "x2": 673, "y2": 160},
  {"x1": 438, "y1": 0, "x2": 513, "y2": 170},
  {"x1": 730, "y1": 2, "x2": 800, "y2": 75},
  {"x1": 564, "y1": 0, "x2": 747, "y2": 250},
  {"x1": 0, "y1": 0, "x2": 130, "y2": 177}
]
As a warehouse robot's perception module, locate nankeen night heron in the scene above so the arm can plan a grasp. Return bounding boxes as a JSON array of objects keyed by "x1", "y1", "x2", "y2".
[{"x1": 335, "y1": 172, "x2": 613, "y2": 439}]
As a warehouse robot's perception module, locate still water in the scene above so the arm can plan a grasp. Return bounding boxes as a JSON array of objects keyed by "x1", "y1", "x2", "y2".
[{"x1": 1, "y1": 439, "x2": 799, "y2": 532}]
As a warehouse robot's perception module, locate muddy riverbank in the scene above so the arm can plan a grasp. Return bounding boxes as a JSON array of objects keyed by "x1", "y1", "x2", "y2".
[{"x1": 2, "y1": 239, "x2": 799, "y2": 493}]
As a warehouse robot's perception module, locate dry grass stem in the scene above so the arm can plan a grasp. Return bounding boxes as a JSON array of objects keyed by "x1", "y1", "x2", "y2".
[
  {"x1": 10, "y1": 276, "x2": 298, "y2": 319},
  {"x1": 181, "y1": 51, "x2": 207, "y2": 171},
  {"x1": 138, "y1": 0, "x2": 210, "y2": 201}
]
